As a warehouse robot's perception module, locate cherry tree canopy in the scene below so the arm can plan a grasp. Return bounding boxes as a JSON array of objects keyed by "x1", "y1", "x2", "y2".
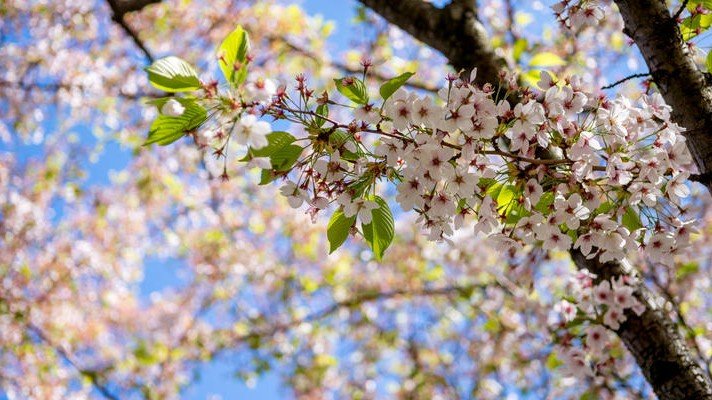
[{"x1": 1, "y1": 1, "x2": 711, "y2": 399}]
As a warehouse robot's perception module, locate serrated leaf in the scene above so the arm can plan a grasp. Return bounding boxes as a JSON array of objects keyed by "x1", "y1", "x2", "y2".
[
  {"x1": 529, "y1": 52, "x2": 565, "y2": 67},
  {"x1": 218, "y1": 25, "x2": 250, "y2": 86},
  {"x1": 241, "y1": 131, "x2": 296, "y2": 160},
  {"x1": 145, "y1": 99, "x2": 207, "y2": 146},
  {"x1": 270, "y1": 144, "x2": 302, "y2": 171},
  {"x1": 145, "y1": 56, "x2": 201, "y2": 92},
  {"x1": 327, "y1": 208, "x2": 356, "y2": 253},
  {"x1": 334, "y1": 77, "x2": 368, "y2": 105},
  {"x1": 361, "y1": 195, "x2": 394, "y2": 260},
  {"x1": 379, "y1": 72, "x2": 414, "y2": 102}
]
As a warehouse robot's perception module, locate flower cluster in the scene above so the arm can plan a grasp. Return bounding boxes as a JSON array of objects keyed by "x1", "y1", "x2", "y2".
[
  {"x1": 145, "y1": 26, "x2": 696, "y2": 266},
  {"x1": 553, "y1": 0, "x2": 605, "y2": 30},
  {"x1": 553, "y1": 269, "x2": 644, "y2": 378},
  {"x1": 267, "y1": 71, "x2": 692, "y2": 264}
]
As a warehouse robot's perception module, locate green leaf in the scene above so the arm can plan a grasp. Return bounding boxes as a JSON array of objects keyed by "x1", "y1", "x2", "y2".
[
  {"x1": 334, "y1": 77, "x2": 369, "y2": 105},
  {"x1": 680, "y1": 13, "x2": 712, "y2": 40},
  {"x1": 145, "y1": 56, "x2": 201, "y2": 92},
  {"x1": 676, "y1": 262, "x2": 699, "y2": 280},
  {"x1": 243, "y1": 131, "x2": 296, "y2": 159},
  {"x1": 240, "y1": 131, "x2": 300, "y2": 184},
  {"x1": 534, "y1": 192, "x2": 555, "y2": 214},
  {"x1": 687, "y1": 0, "x2": 712, "y2": 11},
  {"x1": 594, "y1": 201, "x2": 615, "y2": 215},
  {"x1": 529, "y1": 52, "x2": 566, "y2": 67},
  {"x1": 218, "y1": 25, "x2": 250, "y2": 86},
  {"x1": 513, "y1": 38, "x2": 528, "y2": 62},
  {"x1": 622, "y1": 206, "x2": 643, "y2": 231},
  {"x1": 496, "y1": 184, "x2": 517, "y2": 210},
  {"x1": 315, "y1": 104, "x2": 328, "y2": 127},
  {"x1": 259, "y1": 169, "x2": 276, "y2": 185},
  {"x1": 328, "y1": 130, "x2": 359, "y2": 160},
  {"x1": 546, "y1": 353, "x2": 562, "y2": 370},
  {"x1": 483, "y1": 317, "x2": 501, "y2": 333},
  {"x1": 327, "y1": 208, "x2": 356, "y2": 253},
  {"x1": 379, "y1": 72, "x2": 414, "y2": 102},
  {"x1": 270, "y1": 144, "x2": 302, "y2": 171},
  {"x1": 706, "y1": 51, "x2": 712, "y2": 73},
  {"x1": 145, "y1": 99, "x2": 207, "y2": 146},
  {"x1": 361, "y1": 195, "x2": 395, "y2": 260}
]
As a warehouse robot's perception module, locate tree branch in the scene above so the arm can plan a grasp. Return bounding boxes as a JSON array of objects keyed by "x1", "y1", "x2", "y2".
[
  {"x1": 571, "y1": 252, "x2": 712, "y2": 400},
  {"x1": 358, "y1": 0, "x2": 712, "y2": 397},
  {"x1": 601, "y1": 72, "x2": 651, "y2": 90},
  {"x1": 27, "y1": 324, "x2": 119, "y2": 400},
  {"x1": 614, "y1": 0, "x2": 712, "y2": 193},
  {"x1": 105, "y1": 0, "x2": 156, "y2": 63},
  {"x1": 356, "y1": 0, "x2": 504, "y2": 85},
  {"x1": 265, "y1": 35, "x2": 439, "y2": 93}
]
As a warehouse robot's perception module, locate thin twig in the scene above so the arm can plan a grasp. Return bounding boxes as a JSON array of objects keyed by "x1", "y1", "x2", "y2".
[
  {"x1": 673, "y1": 0, "x2": 690, "y2": 21},
  {"x1": 105, "y1": 0, "x2": 155, "y2": 63},
  {"x1": 266, "y1": 34, "x2": 439, "y2": 93},
  {"x1": 601, "y1": 72, "x2": 651, "y2": 90},
  {"x1": 27, "y1": 324, "x2": 120, "y2": 400}
]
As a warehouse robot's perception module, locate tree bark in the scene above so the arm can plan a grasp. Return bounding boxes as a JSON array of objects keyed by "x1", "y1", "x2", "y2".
[
  {"x1": 571, "y1": 252, "x2": 712, "y2": 399},
  {"x1": 357, "y1": 0, "x2": 712, "y2": 398},
  {"x1": 614, "y1": 0, "x2": 712, "y2": 193},
  {"x1": 356, "y1": 0, "x2": 503, "y2": 86}
]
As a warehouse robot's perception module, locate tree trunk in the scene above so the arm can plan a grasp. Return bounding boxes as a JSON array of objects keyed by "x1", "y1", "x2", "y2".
[
  {"x1": 356, "y1": 0, "x2": 712, "y2": 398},
  {"x1": 571, "y1": 251, "x2": 712, "y2": 399},
  {"x1": 613, "y1": 0, "x2": 712, "y2": 193}
]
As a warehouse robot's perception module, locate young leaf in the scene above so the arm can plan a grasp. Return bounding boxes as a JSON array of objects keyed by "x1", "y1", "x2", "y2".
[
  {"x1": 529, "y1": 52, "x2": 566, "y2": 67},
  {"x1": 242, "y1": 132, "x2": 300, "y2": 185},
  {"x1": 242, "y1": 131, "x2": 296, "y2": 159},
  {"x1": 512, "y1": 38, "x2": 528, "y2": 62},
  {"x1": 622, "y1": 206, "x2": 643, "y2": 231},
  {"x1": 379, "y1": 72, "x2": 414, "y2": 102},
  {"x1": 327, "y1": 208, "x2": 356, "y2": 253},
  {"x1": 270, "y1": 144, "x2": 302, "y2": 171},
  {"x1": 315, "y1": 104, "x2": 328, "y2": 127},
  {"x1": 217, "y1": 25, "x2": 250, "y2": 86},
  {"x1": 706, "y1": 51, "x2": 712, "y2": 73},
  {"x1": 145, "y1": 99, "x2": 207, "y2": 146},
  {"x1": 361, "y1": 195, "x2": 395, "y2": 260},
  {"x1": 145, "y1": 56, "x2": 201, "y2": 92},
  {"x1": 333, "y1": 77, "x2": 368, "y2": 105}
]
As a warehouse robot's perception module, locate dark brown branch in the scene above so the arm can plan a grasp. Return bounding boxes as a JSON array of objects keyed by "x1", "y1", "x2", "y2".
[
  {"x1": 601, "y1": 72, "x2": 651, "y2": 90},
  {"x1": 673, "y1": 0, "x2": 690, "y2": 20},
  {"x1": 110, "y1": 0, "x2": 162, "y2": 15},
  {"x1": 615, "y1": 0, "x2": 712, "y2": 194},
  {"x1": 357, "y1": 0, "x2": 712, "y2": 397},
  {"x1": 265, "y1": 35, "x2": 439, "y2": 93},
  {"x1": 571, "y1": 252, "x2": 712, "y2": 400},
  {"x1": 356, "y1": 0, "x2": 504, "y2": 85},
  {"x1": 105, "y1": 0, "x2": 156, "y2": 63}
]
